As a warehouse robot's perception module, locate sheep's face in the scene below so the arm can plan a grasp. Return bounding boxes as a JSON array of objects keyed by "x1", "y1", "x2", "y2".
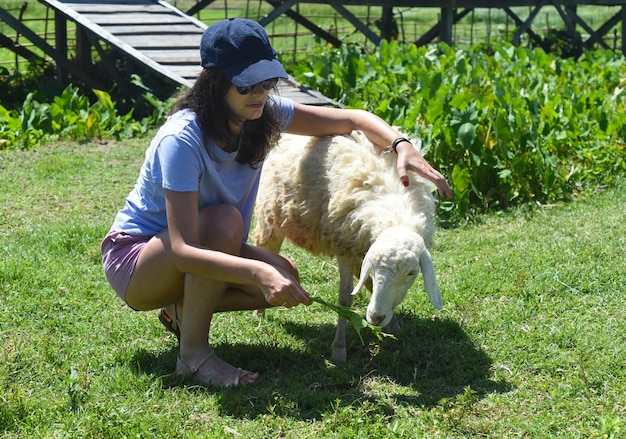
[
  {"x1": 353, "y1": 229, "x2": 426, "y2": 327},
  {"x1": 365, "y1": 257, "x2": 421, "y2": 327}
]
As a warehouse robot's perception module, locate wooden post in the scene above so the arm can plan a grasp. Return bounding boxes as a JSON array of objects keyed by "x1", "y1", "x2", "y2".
[
  {"x1": 380, "y1": 6, "x2": 393, "y2": 40},
  {"x1": 622, "y1": 6, "x2": 626, "y2": 56},
  {"x1": 54, "y1": 10, "x2": 68, "y2": 85},
  {"x1": 440, "y1": 7, "x2": 453, "y2": 45},
  {"x1": 565, "y1": 5, "x2": 577, "y2": 17},
  {"x1": 76, "y1": 27, "x2": 91, "y2": 71}
]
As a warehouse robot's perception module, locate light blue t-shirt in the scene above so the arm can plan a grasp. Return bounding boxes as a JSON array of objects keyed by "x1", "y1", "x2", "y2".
[{"x1": 112, "y1": 96, "x2": 294, "y2": 241}]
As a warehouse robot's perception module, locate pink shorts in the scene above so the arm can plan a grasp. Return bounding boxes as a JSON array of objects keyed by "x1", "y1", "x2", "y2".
[{"x1": 101, "y1": 230, "x2": 153, "y2": 304}]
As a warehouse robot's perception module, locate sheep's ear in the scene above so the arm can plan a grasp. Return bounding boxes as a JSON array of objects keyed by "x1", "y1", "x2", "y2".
[
  {"x1": 351, "y1": 251, "x2": 374, "y2": 296},
  {"x1": 420, "y1": 249, "x2": 443, "y2": 309}
]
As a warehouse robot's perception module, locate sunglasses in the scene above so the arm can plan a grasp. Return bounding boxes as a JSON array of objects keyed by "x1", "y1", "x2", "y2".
[{"x1": 235, "y1": 78, "x2": 279, "y2": 95}]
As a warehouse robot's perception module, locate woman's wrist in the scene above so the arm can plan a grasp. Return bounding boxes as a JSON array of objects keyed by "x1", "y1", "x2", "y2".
[{"x1": 383, "y1": 137, "x2": 412, "y2": 154}]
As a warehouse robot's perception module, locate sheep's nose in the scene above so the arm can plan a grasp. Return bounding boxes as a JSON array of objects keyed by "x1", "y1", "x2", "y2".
[{"x1": 367, "y1": 312, "x2": 386, "y2": 327}]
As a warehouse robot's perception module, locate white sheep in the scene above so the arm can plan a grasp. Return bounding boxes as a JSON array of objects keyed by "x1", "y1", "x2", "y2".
[{"x1": 253, "y1": 130, "x2": 442, "y2": 364}]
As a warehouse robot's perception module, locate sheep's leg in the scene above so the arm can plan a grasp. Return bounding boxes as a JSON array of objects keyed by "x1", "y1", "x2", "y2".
[
  {"x1": 254, "y1": 228, "x2": 286, "y2": 254},
  {"x1": 330, "y1": 256, "x2": 354, "y2": 364}
]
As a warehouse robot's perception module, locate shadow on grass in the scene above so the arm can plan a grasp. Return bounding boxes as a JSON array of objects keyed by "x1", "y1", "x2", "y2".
[{"x1": 129, "y1": 314, "x2": 511, "y2": 420}]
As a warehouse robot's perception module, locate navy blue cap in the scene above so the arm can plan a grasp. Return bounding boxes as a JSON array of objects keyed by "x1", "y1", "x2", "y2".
[{"x1": 200, "y1": 18, "x2": 288, "y2": 87}]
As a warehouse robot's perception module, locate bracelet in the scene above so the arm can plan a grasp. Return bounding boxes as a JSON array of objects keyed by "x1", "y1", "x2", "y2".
[{"x1": 383, "y1": 137, "x2": 412, "y2": 154}]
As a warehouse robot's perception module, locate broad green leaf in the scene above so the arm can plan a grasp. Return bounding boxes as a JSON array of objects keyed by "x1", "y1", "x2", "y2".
[
  {"x1": 310, "y1": 296, "x2": 392, "y2": 344},
  {"x1": 457, "y1": 122, "x2": 478, "y2": 150}
]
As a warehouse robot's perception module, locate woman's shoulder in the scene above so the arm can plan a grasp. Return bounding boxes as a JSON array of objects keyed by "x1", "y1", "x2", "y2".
[
  {"x1": 166, "y1": 108, "x2": 200, "y2": 129},
  {"x1": 157, "y1": 109, "x2": 201, "y2": 139},
  {"x1": 269, "y1": 96, "x2": 295, "y2": 130},
  {"x1": 151, "y1": 109, "x2": 203, "y2": 153},
  {"x1": 270, "y1": 95, "x2": 294, "y2": 110}
]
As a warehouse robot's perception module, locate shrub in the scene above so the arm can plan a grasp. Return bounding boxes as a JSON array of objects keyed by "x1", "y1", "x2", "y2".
[
  {"x1": 289, "y1": 41, "x2": 626, "y2": 218},
  {"x1": 0, "y1": 76, "x2": 173, "y2": 150}
]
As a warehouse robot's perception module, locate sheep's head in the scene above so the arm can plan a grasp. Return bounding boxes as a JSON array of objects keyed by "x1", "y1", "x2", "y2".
[{"x1": 351, "y1": 228, "x2": 442, "y2": 327}]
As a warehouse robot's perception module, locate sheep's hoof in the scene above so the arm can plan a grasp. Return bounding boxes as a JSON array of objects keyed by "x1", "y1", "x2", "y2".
[{"x1": 382, "y1": 314, "x2": 400, "y2": 335}]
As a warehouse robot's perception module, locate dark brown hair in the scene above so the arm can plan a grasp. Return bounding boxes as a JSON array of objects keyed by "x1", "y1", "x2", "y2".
[{"x1": 169, "y1": 68, "x2": 283, "y2": 166}]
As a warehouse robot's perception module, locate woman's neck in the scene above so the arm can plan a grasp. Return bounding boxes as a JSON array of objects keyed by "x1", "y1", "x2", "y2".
[{"x1": 216, "y1": 130, "x2": 241, "y2": 153}]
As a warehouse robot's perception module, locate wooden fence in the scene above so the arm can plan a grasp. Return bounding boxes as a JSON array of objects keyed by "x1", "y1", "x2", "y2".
[{"x1": 1, "y1": 1, "x2": 624, "y2": 73}]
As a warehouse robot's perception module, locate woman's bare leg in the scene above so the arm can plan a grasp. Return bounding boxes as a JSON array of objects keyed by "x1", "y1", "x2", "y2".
[
  {"x1": 175, "y1": 206, "x2": 260, "y2": 385},
  {"x1": 123, "y1": 204, "x2": 298, "y2": 386}
]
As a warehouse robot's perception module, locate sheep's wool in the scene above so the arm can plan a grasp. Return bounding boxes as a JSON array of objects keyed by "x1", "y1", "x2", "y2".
[
  {"x1": 253, "y1": 130, "x2": 441, "y2": 363},
  {"x1": 254, "y1": 130, "x2": 436, "y2": 257}
]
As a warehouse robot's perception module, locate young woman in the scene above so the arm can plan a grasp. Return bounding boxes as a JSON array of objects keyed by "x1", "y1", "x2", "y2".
[{"x1": 101, "y1": 18, "x2": 452, "y2": 388}]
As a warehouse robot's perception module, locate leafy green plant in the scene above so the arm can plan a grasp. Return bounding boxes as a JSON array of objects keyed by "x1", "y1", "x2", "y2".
[
  {"x1": 3, "y1": 40, "x2": 625, "y2": 220},
  {"x1": 290, "y1": 41, "x2": 626, "y2": 218},
  {"x1": 0, "y1": 81, "x2": 172, "y2": 149}
]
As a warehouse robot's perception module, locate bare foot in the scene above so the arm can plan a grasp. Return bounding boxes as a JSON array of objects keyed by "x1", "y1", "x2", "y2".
[{"x1": 176, "y1": 349, "x2": 260, "y2": 387}]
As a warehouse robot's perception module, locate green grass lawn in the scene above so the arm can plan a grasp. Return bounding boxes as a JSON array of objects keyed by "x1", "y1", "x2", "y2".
[{"x1": 1, "y1": 137, "x2": 624, "y2": 438}]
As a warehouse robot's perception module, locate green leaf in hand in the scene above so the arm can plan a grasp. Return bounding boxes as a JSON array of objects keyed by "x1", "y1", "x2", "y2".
[{"x1": 310, "y1": 296, "x2": 394, "y2": 344}]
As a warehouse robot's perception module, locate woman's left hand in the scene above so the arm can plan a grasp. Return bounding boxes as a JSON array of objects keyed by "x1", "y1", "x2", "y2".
[{"x1": 396, "y1": 141, "x2": 453, "y2": 198}]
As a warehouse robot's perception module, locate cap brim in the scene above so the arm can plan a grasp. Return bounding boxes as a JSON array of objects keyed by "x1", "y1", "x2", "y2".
[{"x1": 222, "y1": 58, "x2": 288, "y2": 87}]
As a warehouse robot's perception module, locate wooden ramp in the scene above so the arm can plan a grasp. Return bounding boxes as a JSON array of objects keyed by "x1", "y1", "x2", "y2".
[{"x1": 38, "y1": 0, "x2": 338, "y2": 106}]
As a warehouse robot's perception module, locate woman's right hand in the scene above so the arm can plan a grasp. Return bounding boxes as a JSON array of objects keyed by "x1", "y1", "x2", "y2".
[{"x1": 257, "y1": 265, "x2": 312, "y2": 308}]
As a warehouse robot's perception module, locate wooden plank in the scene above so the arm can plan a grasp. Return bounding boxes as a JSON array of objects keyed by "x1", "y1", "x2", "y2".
[
  {"x1": 100, "y1": 24, "x2": 204, "y2": 35},
  {"x1": 186, "y1": 0, "x2": 215, "y2": 16},
  {"x1": 512, "y1": 2, "x2": 546, "y2": 45},
  {"x1": 277, "y1": 89, "x2": 341, "y2": 107},
  {"x1": 0, "y1": 30, "x2": 44, "y2": 61},
  {"x1": 27, "y1": 0, "x2": 341, "y2": 107},
  {"x1": 41, "y1": 0, "x2": 193, "y2": 87},
  {"x1": 140, "y1": 49, "x2": 200, "y2": 63},
  {"x1": 155, "y1": 0, "x2": 209, "y2": 29},
  {"x1": 80, "y1": 13, "x2": 191, "y2": 25},
  {"x1": 278, "y1": 77, "x2": 342, "y2": 107},
  {"x1": 327, "y1": 0, "x2": 381, "y2": 44},
  {"x1": 503, "y1": 6, "x2": 546, "y2": 47},
  {"x1": 59, "y1": 0, "x2": 208, "y2": 29},
  {"x1": 163, "y1": 70, "x2": 346, "y2": 104},
  {"x1": 261, "y1": 0, "x2": 342, "y2": 46},
  {"x1": 63, "y1": 4, "x2": 169, "y2": 13},
  {"x1": 115, "y1": 34, "x2": 202, "y2": 49},
  {"x1": 166, "y1": 65, "x2": 202, "y2": 79},
  {"x1": 57, "y1": 0, "x2": 156, "y2": 4}
]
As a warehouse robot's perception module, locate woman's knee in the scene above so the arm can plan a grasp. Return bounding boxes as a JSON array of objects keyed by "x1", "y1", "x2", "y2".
[
  {"x1": 198, "y1": 204, "x2": 244, "y2": 253},
  {"x1": 241, "y1": 244, "x2": 299, "y2": 281},
  {"x1": 277, "y1": 256, "x2": 299, "y2": 281}
]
